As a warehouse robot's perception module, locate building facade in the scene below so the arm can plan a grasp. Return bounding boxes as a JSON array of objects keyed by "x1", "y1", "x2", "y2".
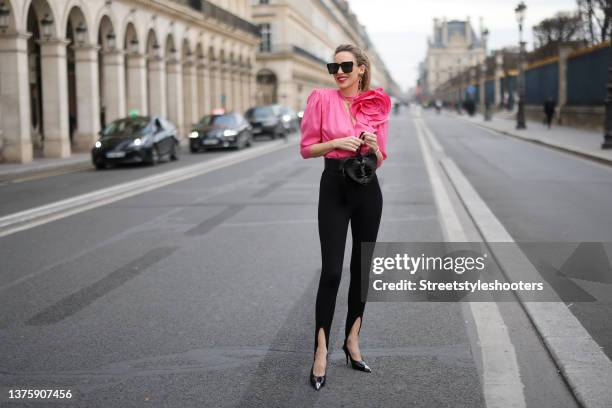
[
  {"x1": 420, "y1": 17, "x2": 486, "y2": 99},
  {"x1": 250, "y1": 0, "x2": 397, "y2": 112},
  {"x1": 0, "y1": 0, "x2": 260, "y2": 163}
]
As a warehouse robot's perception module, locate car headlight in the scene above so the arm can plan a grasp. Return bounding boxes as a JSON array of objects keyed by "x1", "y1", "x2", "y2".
[
  {"x1": 127, "y1": 138, "x2": 143, "y2": 148},
  {"x1": 282, "y1": 114, "x2": 291, "y2": 122},
  {"x1": 94, "y1": 141, "x2": 102, "y2": 149},
  {"x1": 222, "y1": 129, "x2": 238, "y2": 137},
  {"x1": 189, "y1": 131, "x2": 199, "y2": 139}
]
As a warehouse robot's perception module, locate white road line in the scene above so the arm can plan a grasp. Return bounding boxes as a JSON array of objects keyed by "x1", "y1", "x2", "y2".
[
  {"x1": 0, "y1": 139, "x2": 298, "y2": 239},
  {"x1": 439, "y1": 160, "x2": 612, "y2": 408},
  {"x1": 420, "y1": 111, "x2": 612, "y2": 408},
  {"x1": 414, "y1": 114, "x2": 526, "y2": 408}
]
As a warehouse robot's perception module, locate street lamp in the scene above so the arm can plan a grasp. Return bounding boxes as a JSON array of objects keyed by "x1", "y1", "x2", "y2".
[
  {"x1": 0, "y1": 2, "x2": 11, "y2": 33},
  {"x1": 40, "y1": 13, "x2": 53, "y2": 40},
  {"x1": 515, "y1": 1, "x2": 527, "y2": 130},
  {"x1": 481, "y1": 28, "x2": 491, "y2": 121},
  {"x1": 105, "y1": 29, "x2": 116, "y2": 50},
  {"x1": 602, "y1": 41, "x2": 612, "y2": 149},
  {"x1": 75, "y1": 21, "x2": 87, "y2": 45}
]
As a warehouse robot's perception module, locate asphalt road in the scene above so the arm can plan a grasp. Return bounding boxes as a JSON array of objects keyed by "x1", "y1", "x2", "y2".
[
  {"x1": 0, "y1": 110, "x2": 591, "y2": 407},
  {"x1": 0, "y1": 136, "x2": 289, "y2": 218}
]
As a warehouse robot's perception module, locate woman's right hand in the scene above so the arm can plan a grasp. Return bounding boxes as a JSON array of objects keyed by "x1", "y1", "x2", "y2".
[{"x1": 331, "y1": 136, "x2": 363, "y2": 152}]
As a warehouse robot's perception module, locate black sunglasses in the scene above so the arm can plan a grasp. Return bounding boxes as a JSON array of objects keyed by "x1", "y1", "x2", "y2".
[{"x1": 326, "y1": 61, "x2": 354, "y2": 74}]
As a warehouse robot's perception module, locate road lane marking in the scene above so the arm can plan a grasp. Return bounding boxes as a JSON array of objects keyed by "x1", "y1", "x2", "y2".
[
  {"x1": 419, "y1": 112, "x2": 612, "y2": 408},
  {"x1": 185, "y1": 204, "x2": 247, "y2": 236},
  {"x1": 25, "y1": 247, "x2": 179, "y2": 325},
  {"x1": 0, "y1": 139, "x2": 298, "y2": 239},
  {"x1": 414, "y1": 115, "x2": 526, "y2": 408}
]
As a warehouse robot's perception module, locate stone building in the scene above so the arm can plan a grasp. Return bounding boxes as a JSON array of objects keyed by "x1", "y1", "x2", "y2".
[
  {"x1": 0, "y1": 0, "x2": 260, "y2": 163},
  {"x1": 250, "y1": 0, "x2": 397, "y2": 111},
  {"x1": 420, "y1": 17, "x2": 486, "y2": 98}
]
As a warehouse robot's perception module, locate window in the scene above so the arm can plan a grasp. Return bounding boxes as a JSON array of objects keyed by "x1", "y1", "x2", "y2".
[{"x1": 259, "y1": 23, "x2": 271, "y2": 52}]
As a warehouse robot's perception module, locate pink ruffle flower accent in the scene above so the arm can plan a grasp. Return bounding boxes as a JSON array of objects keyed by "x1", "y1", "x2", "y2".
[{"x1": 349, "y1": 87, "x2": 392, "y2": 128}]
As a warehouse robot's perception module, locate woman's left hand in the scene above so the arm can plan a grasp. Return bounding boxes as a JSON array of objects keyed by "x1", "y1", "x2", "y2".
[{"x1": 361, "y1": 132, "x2": 378, "y2": 151}]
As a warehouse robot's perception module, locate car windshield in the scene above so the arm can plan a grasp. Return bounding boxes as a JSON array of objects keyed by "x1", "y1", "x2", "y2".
[
  {"x1": 197, "y1": 114, "x2": 235, "y2": 128},
  {"x1": 246, "y1": 107, "x2": 274, "y2": 120},
  {"x1": 102, "y1": 118, "x2": 150, "y2": 137}
]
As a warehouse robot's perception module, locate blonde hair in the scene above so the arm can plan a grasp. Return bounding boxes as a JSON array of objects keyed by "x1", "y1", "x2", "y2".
[{"x1": 334, "y1": 44, "x2": 371, "y2": 91}]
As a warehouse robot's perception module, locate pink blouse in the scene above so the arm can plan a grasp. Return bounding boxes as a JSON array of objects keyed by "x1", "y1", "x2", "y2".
[{"x1": 299, "y1": 88, "x2": 389, "y2": 167}]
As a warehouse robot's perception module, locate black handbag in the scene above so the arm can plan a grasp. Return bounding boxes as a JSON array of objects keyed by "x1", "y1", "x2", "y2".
[{"x1": 340, "y1": 132, "x2": 378, "y2": 186}]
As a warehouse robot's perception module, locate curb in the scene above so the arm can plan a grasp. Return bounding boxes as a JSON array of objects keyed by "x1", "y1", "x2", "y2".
[
  {"x1": 460, "y1": 117, "x2": 612, "y2": 167},
  {"x1": 0, "y1": 159, "x2": 93, "y2": 183},
  {"x1": 417, "y1": 114, "x2": 612, "y2": 408},
  {"x1": 439, "y1": 157, "x2": 612, "y2": 408},
  {"x1": 0, "y1": 138, "x2": 298, "y2": 238}
]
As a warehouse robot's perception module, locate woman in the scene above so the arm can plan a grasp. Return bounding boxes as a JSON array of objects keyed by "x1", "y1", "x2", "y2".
[{"x1": 299, "y1": 44, "x2": 391, "y2": 390}]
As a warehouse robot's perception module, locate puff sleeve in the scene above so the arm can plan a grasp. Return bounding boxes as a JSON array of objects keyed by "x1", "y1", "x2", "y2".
[
  {"x1": 375, "y1": 119, "x2": 388, "y2": 168},
  {"x1": 299, "y1": 89, "x2": 323, "y2": 159}
]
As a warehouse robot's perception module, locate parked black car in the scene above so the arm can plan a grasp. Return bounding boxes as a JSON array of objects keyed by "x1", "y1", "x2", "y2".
[
  {"x1": 245, "y1": 105, "x2": 287, "y2": 139},
  {"x1": 276, "y1": 105, "x2": 300, "y2": 133},
  {"x1": 189, "y1": 112, "x2": 253, "y2": 152},
  {"x1": 92, "y1": 116, "x2": 179, "y2": 169}
]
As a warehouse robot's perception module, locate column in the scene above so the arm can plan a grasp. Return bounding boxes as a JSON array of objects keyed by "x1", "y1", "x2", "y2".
[
  {"x1": 73, "y1": 44, "x2": 101, "y2": 152},
  {"x1": 40, "y1": 39, "x2": 71, "y2": 158},
  {"x1": 203, "y1": 59, "x2": 212, "y2": 115},
  {"x1": 221, "y1": 62, "x2": 231, "y2": 110},
  {"x1": 126, "y1": 53, "x2": 148, "y2": 115},
  {"x1": 558, "y1": 46, "x2": 572, "y2": 124},
  {"x1": 196, "y1": 59, "x2": 208, "y2": 117},
  {"x1": 240, "y1": 70, "x2": 249, "y2": 112},
  {"x1": 0, "y1": 32, "x2": 33, "y2": 163},
  {"x1": 211, "y1": 62, "x2": 222, "y2": 110},
  {"x1": 147, "y1": 56, "x2": 166, "y2": 117},
  {"x1": 479, "y1": 63, "x2": 486, "y2": 115},
  {"x1": 232, "y1": 67, "x2": 241, "y2": 112},
  {"x1": 494, "y1": 53, "x2": 503, "y2": 109},
  {"x1": 166, "y1": 59, "x2": 184, "y2": 138},
  {"x1": 182, "y1": 59, "x2": 198, "y2": 134},
  {"x1": 102, "y1": 50, "x2": 126, "y2": 123}
]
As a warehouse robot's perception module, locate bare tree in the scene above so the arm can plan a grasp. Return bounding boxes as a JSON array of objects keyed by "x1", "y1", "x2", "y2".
[
  {"x1": 576, "y1": 0, "x2": 611, "y2": 44},
  {"x1": 532, "y1": 11, "x2": 584, "y2": 49}
]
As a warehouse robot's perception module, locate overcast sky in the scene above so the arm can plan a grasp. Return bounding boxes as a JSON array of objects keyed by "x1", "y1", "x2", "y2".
[{"x1": 348, "y1": 0, "x2": 579, "y2": 92}]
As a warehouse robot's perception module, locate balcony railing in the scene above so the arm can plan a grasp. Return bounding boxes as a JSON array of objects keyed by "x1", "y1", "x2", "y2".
[
  {"x1": 259, "y1": 43, "x2": 329, "y2": 67},
  {"x1": 172, "y1": 0, "x2": 261, "y2": 37}
]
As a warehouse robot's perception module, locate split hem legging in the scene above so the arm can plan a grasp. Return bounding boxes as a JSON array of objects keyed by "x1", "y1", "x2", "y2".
[{"x1": 314, "y1": 158, "x2": 383, "y2": 354}]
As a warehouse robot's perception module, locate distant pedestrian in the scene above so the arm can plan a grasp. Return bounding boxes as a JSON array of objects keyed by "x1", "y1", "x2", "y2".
[{"x1": 544, "y1": 97, "x2": 556, "y2": 129}]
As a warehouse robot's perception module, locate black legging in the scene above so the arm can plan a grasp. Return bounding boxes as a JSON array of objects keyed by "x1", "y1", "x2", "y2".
[{"x1": 314, "y1": 158, "x2": 383, "y2": 353}]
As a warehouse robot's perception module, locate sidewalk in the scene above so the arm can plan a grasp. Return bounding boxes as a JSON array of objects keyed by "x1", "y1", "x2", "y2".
[
  {"x1": 456, "y1": 112, "x2": 612, "y2": 165},
  {"x1": 0, "y1": 153, "x2": 92, "y2": 182}
]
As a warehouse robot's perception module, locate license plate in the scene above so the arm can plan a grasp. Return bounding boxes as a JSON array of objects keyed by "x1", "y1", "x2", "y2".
[
  {"x1": 203, "y1": 139, "x2": 219, "y2": 145},
  {"x1": 252, "y1": 128, "x2": 262, "y2": 133},
  {"x1": 106, "y1": 151, "x2": 125, "y2": 158}
]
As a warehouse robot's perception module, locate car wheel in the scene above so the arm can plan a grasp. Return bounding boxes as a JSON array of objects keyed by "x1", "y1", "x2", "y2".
[
  {"x1": 170, "y1": 141, "x2": 179, "y2": 161},
  {"x1": 246, "y1": 136, "x2": 252, "y2": 147},
  {"x1": 147, "y1": 146, "x2": 159, "y2": 166},
  {"x1": 95, "y1": 162, "x2": 106, "y2": 170}
]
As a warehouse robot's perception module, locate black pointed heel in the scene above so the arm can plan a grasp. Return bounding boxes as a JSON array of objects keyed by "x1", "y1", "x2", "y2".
[
  {"x1": 309, "y1": 355, "x2": 327, "y2": 390},
  {"x1": 342, "y1": 340, "x2": 372, "y2": 373}
]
